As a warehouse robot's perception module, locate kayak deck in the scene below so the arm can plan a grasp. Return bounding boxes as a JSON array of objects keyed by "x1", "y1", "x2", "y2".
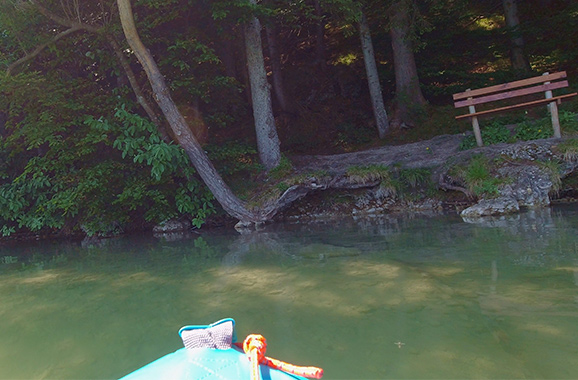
[{"x1": 120, "y1": 346, "x2": 307, "y2": 380}]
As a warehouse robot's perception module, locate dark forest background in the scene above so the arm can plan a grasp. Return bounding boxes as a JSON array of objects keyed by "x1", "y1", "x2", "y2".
[{"x1": 1, "y1": 0, "x2": 577, "y2": 236}]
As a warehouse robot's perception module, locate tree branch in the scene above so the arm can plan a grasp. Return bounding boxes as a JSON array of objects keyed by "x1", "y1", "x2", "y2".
[
  {"x1": 21, "y1": 0, "x2": 164, "y2": 137},
  {"x1": 106, "y1": 36, "x2": 167, "y2": 140},
  {"x1": 6, "y1": 26, "x2": 82, "y2": 76}
]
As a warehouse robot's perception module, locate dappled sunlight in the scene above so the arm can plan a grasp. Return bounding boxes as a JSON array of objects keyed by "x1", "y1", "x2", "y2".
[
  {"x1": 108, "y1": 271, "x2": 164, "y2": 288},
  {"x1": 296, "y1": 243, "x2": 361, "y2": 259},
  {"x1": 521, "y1": 322, "x2": 563, "y2": 336},
  {"x1": 556, "y1": 266, "x2": 578, "y2": 273},
  {"x1": 401, "y1": 278, "x2": 437, "y2": 303},
  {"x1": 340, "y1": 260, "x2": 401, "y2": 280},
  {"x1": 478, "y1": 285, "x2": 577, "y2": 317},
  {"x1": 195, "y1": 258, "x2": 455, "y2": 317},
  {"x1": 18, "y1": 270, "x2": 61, "y2": 284},
  {"x1": 470, "y1": 15, "x2": 504, "y2": 31},
  {"x1": 424, "y1": 266, "x2": 464, "y2": 277}
]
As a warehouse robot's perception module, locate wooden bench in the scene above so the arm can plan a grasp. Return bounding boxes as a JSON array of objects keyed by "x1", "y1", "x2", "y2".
[{"x1": 453, "y1": 71, "x2": 577, "y2": 146}]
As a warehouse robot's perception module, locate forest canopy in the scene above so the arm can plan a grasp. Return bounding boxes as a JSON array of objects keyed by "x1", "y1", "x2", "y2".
[{"x1": 1, "y1": 0, "x2": 577, "y2": 237}]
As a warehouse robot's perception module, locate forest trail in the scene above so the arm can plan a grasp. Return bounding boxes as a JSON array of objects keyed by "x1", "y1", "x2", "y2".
[
  {"x1": 292, "y1": 133, "x2": 466, "y2": 173},
  {"x1": 292, "y1": 132, "x2": 567, "y2": 175}
]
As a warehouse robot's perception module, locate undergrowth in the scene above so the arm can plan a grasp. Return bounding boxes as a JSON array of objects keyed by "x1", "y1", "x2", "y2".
[{"x1": 459, "y1": 110, "x2": 578, "y2": 150}]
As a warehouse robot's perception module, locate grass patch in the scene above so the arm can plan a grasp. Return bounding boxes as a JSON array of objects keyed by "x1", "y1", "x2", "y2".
[
  {"x1": 268, "y1": 155, "x2": 294, "y2": 180},
  {"x1": 397, "y1": 167, "x2": 432, "y2": 189},
  {"x1": 346, "y1": 164, "x2": 397, "y2": 196},
  {"x1": 346, "y1": 164, "x2": 391, "y2": 184},
  {"x1": 537, "y1": 159, "x2": 563, "y2": 194},
  {"x1": 556, "y1": 138, "x2": 578, "y2": 162},
  {"x1": 451, "y1": 155, "x2": 502, "y2": 197}
]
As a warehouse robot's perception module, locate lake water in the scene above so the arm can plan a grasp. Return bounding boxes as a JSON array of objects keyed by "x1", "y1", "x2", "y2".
[{"x1": 1, "y1": 205, "x2": 578, "y2": 379}]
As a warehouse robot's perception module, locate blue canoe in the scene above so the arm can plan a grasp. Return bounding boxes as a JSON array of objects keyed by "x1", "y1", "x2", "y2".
[
  {"x1": 119, "y1": 318, "x2": 310, "y2": 380},
  {"x1": 119, "y1": 346, "x2": 307, "y2": 380}
]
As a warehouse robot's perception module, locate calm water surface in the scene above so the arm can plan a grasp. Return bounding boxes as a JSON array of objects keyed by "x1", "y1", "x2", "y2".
[{"x1": 1, "y1": 206, "x2": 578, "y2": 379}]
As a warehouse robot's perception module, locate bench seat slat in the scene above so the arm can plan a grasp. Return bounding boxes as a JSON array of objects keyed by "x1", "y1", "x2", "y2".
[
  {"x1": 455, "y1": 92, "x2": 577, "y2": 120},
  {"x1": 454, "y1": 81, "x2": 569, "y2": 108},
  {"x1": 453, "y1": 71, "x2": 567, "y2": 101}
]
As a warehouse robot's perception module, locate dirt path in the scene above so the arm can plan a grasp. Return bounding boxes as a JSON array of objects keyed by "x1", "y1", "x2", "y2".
[
  {"x1": 292, "y1": 133, "x2": 466, "y2": 173},
  {"x1": 292, "y1": 133, "x2": 565, "y2": 175}
]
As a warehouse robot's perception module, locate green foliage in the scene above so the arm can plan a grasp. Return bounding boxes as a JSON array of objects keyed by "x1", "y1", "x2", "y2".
[
  {"x1": 0, "y1": 73, "x2": 215, "y2": 236},
  {"x1": 460, "y1": 111, "x2": 578, "y2": 151},
  {"x1": 1, "y1": 0, "x2": 577, "y2": 238},
  {"x1": 514, "y1": 118, "x2": 551, "y2": 141},
  {"x1": 86, "y1": 107, "x2": 216, "y2": 230},
  {"x1": 559, "y1": 111, "x2": 578, "y2": 132}
]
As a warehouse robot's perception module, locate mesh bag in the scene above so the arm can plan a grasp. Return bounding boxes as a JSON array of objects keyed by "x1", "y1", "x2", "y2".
[{"x1": 179, "y1": 318, "x2": 236, "y2": 350}]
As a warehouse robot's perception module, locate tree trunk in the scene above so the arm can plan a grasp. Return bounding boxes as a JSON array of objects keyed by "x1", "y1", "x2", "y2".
[
  {"x1": 389, "y1": 1, "x2": 427, "y2": 128},
  {"x1": 244, "y1": 0, "x2": 281, "y2": 170},
  {"x1": 502, "y1": 0, "x2": 532, "y2": 73},
  {"x1": 265, "y1": 25, "x2": 290, "y2": 113},
  {"x1": 359, "y1": 11, "x2": 389, "y2": 139},
  {"x1": 116, "y1": 0, "x2": 259, "y2": 223},
  {"x1": 313, "y1": 0, "x2": 327, "y2": 73}
]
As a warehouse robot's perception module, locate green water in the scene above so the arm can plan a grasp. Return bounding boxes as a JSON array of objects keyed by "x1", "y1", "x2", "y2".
[{"x1": 1, "y1": 206, "x2": 578, "y2": 379}]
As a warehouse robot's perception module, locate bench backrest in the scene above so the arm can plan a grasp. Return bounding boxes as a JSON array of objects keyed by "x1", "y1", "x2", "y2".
[{"x1": 453, "y1": 71, "x2": 569, "y2": 109}]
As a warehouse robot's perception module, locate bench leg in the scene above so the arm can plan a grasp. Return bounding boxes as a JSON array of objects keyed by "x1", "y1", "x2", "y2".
[
  {"x1": 472, "y1": 116, "x2": 483, "y2": 146},
  {"x1": 467, "y1": 94, "x2": 484, "y2": 146},
  {"x1": 549, "y1": 101, "x2": 562, "y2": 138},
  {"x1": 544, "y1": 72, "x2": 562, "y2": 138}
]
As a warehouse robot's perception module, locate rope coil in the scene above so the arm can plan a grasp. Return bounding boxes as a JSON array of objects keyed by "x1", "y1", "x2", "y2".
[{"x1": 241, "y1": 334, "x2": 323, "y2": 380}]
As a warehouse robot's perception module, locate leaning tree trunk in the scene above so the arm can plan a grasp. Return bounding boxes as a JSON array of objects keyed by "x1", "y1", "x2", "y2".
[
  {"x1": 502, "y1": 0, "x2": 532, "y2": 73},
  {"x1": 116, "y1": 0, "x2": 259, "y2": 224},
  {"x1": 389, "y1": 1, "x2": 427, "y2": 128},
  {"x1": 244, "y1": 0, "x2": 281, "y2": 171},
  {"x1": 359, "y1": 11, "x2": 389, "y2": 139}
]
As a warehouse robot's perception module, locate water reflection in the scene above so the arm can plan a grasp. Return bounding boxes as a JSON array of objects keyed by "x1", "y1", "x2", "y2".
[{"x1": 1, "y1": 206, "x2": 578, "y2": 379}]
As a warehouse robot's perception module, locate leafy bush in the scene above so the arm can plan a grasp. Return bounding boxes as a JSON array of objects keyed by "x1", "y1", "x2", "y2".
[
  {"x1": 559, "y1": 110, "x2": 578, "y2": 132},
  {"x1": 86, "y1": 107, "x2": 216, "y2": 230},
  {"x1": 0, "y1": 75, "x2": 217, "y2": 236},
  {"x1": 514, "y1": 119, "x2": 551, "y2": 141}
]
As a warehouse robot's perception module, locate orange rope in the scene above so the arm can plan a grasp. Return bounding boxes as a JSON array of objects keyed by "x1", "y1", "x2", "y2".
[{"x1": 241, "y1": 334, "x2": 324, "y2": 380}]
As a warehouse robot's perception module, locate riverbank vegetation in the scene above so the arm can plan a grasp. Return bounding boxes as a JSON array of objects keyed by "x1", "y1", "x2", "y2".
[{"x1": 1, "y1": 0, "x2": 578, "y2": 238}]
